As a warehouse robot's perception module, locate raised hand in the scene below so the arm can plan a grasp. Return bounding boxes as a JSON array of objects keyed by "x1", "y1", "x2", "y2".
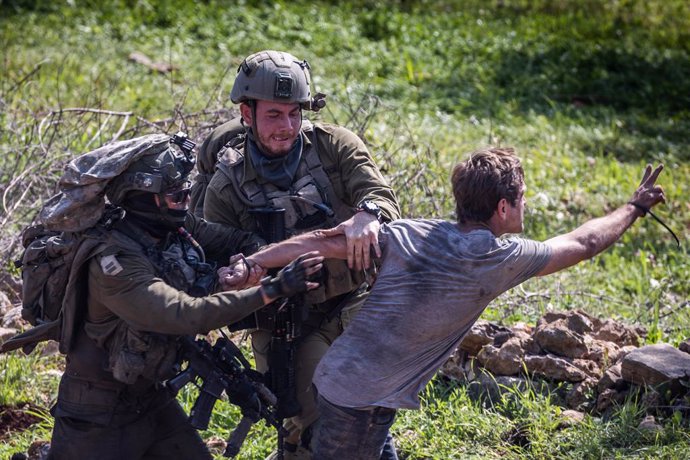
[{"x1": 629, "y1": 164, "x2": 665, "y2": 213}]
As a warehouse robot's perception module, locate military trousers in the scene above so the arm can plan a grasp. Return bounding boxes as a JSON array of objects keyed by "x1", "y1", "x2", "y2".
[{"x1": 48, "y1": 383, "x2": 212, "y2": 460}]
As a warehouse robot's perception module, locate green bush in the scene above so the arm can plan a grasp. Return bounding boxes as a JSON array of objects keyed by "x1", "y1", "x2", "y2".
[{"x1": 1, "y1": 1, "x2": 688, "y2": 458}]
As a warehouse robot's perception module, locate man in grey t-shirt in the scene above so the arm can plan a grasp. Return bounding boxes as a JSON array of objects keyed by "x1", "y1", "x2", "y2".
[{"x1": 232, "y1": 147, "x2": 666, "y2": 460}]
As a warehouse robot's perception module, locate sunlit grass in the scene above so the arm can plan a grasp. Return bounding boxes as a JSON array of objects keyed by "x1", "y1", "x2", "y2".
[{"x1": 1, "y1": 1, "x2": 688, "y2": 458}]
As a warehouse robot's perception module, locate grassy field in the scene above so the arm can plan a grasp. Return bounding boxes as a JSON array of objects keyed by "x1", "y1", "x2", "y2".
[{"x1": 1, "y1": 0, "x2": 689, "y2": 458}]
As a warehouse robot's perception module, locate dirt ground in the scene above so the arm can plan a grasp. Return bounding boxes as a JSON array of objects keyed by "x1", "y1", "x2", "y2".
[{"x1": 0, "y1": 403, "x2": 45, "y2": 440}]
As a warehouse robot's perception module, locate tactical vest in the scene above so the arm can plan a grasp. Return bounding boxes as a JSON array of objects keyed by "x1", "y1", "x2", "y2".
[
  {"x1": 93, "y1": 224, "x2": 216, "y2": 384},
  {"x1": 215, "y1": 122, "x2": 363, "y2": 306}
]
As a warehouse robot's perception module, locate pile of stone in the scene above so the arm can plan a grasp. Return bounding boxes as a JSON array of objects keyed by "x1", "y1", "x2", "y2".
[
  {"x1": 440, "y1": 310, "x2": 690, "y2": 417},
  {"x1": 3, "y1": 289, "x2": 690, "y2": 420}
]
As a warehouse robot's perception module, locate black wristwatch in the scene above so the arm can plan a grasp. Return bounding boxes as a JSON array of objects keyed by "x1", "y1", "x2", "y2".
[{"x1": 357, "y1": 200, "x2": 382, "y2": 222}]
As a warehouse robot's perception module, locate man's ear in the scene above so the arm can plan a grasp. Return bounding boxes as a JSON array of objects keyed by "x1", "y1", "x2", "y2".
[
  {"x1": 240, "y1": 103, "x2": 253, "y2": 126},
  {"x1": 497, "y1": 198, "x2": 508, "y2": 219}
]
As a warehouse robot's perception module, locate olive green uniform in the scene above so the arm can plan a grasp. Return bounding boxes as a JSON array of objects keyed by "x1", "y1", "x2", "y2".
[
  {"x1": 48, "y1": 215, "x2": 263, "y2": 460},
  {"x1": 202, "y1": 119, "x2": 400, "y2": 448}
]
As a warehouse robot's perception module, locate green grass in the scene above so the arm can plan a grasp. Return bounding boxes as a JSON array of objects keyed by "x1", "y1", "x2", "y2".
[{"x1": 1, "y1": 0, "x2": 689, "y2": 458}]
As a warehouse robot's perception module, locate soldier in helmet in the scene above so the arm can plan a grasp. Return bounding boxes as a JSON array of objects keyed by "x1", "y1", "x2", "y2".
[
  {"x1": 46, "y1": 133, "x2": 324, "y2": 460},
  {"x1": 199, "y1": 50, "x2": 401, "y2": 459}
]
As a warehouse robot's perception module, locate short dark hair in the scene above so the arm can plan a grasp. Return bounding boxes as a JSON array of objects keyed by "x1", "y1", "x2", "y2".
[{"x1": 451, "y1": 147, "x2": 524, "y2": 224}]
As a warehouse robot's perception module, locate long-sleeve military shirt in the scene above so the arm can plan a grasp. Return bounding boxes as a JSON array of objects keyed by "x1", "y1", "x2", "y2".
[
  {"x1": 203, "y1": 121, "x2": 400, "y2": 230},
  {"x1": 86, "y1": 217, "x2": 265, "y2": 335},
  {"x1": 202, "y1": 121, "x2": 400, "y2": 303}
]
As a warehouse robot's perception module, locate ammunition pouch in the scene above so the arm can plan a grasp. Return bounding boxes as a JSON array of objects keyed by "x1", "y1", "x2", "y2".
[{"x1": 108, "y1": 325, "x2": 179, "y2": 384}]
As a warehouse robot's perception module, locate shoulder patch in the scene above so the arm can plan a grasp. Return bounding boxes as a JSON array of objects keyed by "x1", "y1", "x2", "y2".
[
  {"x1": 99, "y1": 254, "x2": 124, "y2": 276},
  {"x1": 218, "y1": 146, "x2": 244, "y2": 167}
]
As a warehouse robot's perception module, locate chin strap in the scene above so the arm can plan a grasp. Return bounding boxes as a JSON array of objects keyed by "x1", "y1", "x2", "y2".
[{"x1": 628, "y1": 201, "x2": 681, "y2": 247}]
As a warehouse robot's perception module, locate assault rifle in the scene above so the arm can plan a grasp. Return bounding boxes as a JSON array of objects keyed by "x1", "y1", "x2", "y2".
[
  {"x1": 250, "y1": 207, "x2": 309, "y2": 458},
  {"x1": 167, "y1": 333, "x2": 287, "y2": 458}
]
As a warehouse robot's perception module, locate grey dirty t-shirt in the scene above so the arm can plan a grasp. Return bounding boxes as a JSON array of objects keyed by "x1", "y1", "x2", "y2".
[{"x1": 313, "y1": 219, "x2": 552, "y2": 409}]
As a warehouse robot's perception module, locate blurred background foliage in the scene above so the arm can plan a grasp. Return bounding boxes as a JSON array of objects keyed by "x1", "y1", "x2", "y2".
[{"x1": 1, "y1": 0, "x2": 688, "y2": 458}]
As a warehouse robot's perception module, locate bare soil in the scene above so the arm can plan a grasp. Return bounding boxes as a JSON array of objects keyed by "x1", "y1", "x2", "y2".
[{"x1": 0, "y1": 403, "x2": 45, "y2": 440}]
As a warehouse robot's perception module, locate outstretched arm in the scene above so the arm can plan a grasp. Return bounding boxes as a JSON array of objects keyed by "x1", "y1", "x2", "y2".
[
  {"x1": 537, "y1": 164, "x2": 665, "y2": 277},
  {"x1": 247, "y1": 227, "x2": 348, "y2": 269}
]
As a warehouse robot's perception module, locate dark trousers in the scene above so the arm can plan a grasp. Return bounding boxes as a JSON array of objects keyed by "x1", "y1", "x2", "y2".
[
  {"x1": 48, "y1": 397, "x2": 212, "y2": 460},
  {"x1": 312, "y1": 394, "x2": 398, "y2": 460}
]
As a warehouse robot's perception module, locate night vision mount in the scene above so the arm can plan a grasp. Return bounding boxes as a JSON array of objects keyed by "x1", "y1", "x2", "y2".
[{"x1": 170, "y1": 131, "x2": 196, "y2": 159}]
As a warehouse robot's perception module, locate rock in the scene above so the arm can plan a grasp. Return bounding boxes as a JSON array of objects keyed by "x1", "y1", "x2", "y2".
[
  {"x1": 557, "y1": 409, "x2": 586, "y2": 428},
  {"x1": 2, "y1": 306, "x2": 25, "y2": 329},
  {"x1": 590, "y1": 318, "x2": 642, "y2": 347},
  {"x1": 565, "y1": 310, "x2": 595, "y2": 335},
  {"x1": 521, "y1": 336, "x2": 543, "y2": 355},
  {"x1": 619, "y1": 345, "x2": 637, "y2": 360},
  {"x1": 596, "y1": 388, "x2": 627, "y2": 412},
  {"x1": 0, "y1": 290, "x2": 12, "y2": 316},
  {"x1": 1, "y1": 327, "x2": 18, "y2": 345},
  {"x1": 566, "y1": 378, "x2": 597, "y2": 410},
  {"x1": 439, "y1": 348, "x2": 469, "y2": 382},
  {"x1": 28, "y1": 440, "x2": 51, "y2": 460},
  {"x1": 597, "y1": 362, "x2": 626, "y2": 393},
  {"x1": 620, "y1": 344, "x2": 690, "y2": 395},
  {"x1": 510, "y1": 322, "x2": 533, "y2": 336},
  {"x1": 466, "y1": 373, "x2": 531, "y2": 406},
  {"x1": 492, "y1": 330, "x2": 514, "y2": 348},
  {"x1": 536, "y1": 311, "x2": 567, "y2": 328},
  {"x1": 477, "y1": 337, "x2": 525, "y2": 376},
  {"x1": 638, "y1": 415, "x2": 662, "y2": 433},
  {"x1": 679, "y1": 339, "x2": 690, "y2": 355},
  {"x1": 524, "y1": 354, "x2": 588, "y2": 382},
  {"x1": 586, "y1": 339, "x2": 623, "y2": 367},
  {"x1": 40, "y1": 340, "x2": 60, "y2": 357},
  {"x1": 459, "y1": 320, "x2": 511, "y2": 356},
  {"x1": 534, "y1": 321, "x2": 589, "y2": 359},
  {"x1": 572, "y1": 359, "x2": 602, "y2": 379}
]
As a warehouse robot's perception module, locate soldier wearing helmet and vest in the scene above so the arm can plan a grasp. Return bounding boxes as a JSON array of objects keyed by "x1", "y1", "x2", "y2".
[
  {"x1": 200, "y1": 50, "x2": 401, "y2": 459},
  {"x1": 45, "y1": 133, "x2": 324, "y2": 460}
]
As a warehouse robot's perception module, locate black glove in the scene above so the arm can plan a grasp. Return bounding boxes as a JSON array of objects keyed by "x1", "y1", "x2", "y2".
[{"x1": 261, "y1": 254, "x2": 313, "y2": 299}]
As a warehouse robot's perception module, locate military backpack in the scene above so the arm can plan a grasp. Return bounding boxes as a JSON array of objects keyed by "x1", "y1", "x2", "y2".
[{"x1": 0, "y1": 214, "x2": 116, "y2": 355}]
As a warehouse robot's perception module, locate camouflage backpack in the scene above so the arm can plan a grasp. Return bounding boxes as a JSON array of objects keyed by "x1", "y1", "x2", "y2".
[
  {"x1": 0, "y1": 133, "x2": 187, "y2": 355},
  {"x1": 0, "y1": 214, "x2": 116, "y2": 355}
]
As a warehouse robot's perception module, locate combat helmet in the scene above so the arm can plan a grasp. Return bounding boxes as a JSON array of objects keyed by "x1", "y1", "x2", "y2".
[
  {"x1": 230, "y1": 50, "x2": 326, "y2": 111},
  {"x1": 103, "y1": 133, "x2": 196, "y2": 233},
  {"x1": 106, "y1": 132, "x2": 196, "y2": 206}
]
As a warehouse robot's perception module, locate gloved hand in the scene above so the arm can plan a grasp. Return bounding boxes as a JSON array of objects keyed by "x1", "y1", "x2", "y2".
[{"x1": 260, "y1": 251, "x2": 323, "y2": 301}]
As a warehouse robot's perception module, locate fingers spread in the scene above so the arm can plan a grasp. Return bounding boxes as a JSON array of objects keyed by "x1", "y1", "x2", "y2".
[
  {"x1": 648, "y1": 164, "x2": 664, "y2": 184},
  {"x1": 640, "y1": 164, "x2": 652, "y2": 185}
]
